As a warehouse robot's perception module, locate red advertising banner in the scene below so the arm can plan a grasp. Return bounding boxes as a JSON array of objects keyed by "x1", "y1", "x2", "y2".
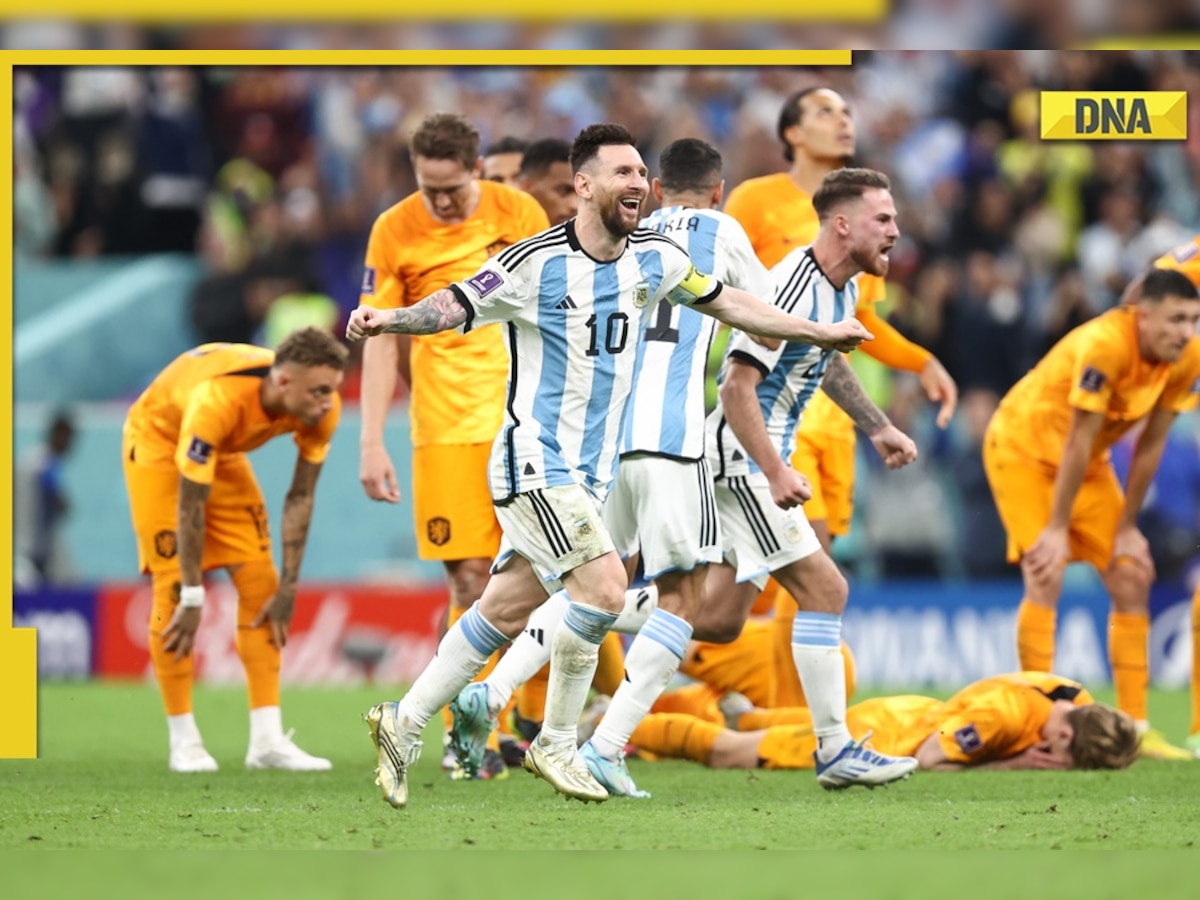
[{"x1": 95, "y1": 581, "x2": 448, "y2": 685}]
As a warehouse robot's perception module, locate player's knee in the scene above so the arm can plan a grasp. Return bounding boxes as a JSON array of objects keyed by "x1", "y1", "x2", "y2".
[
  {"x1": 230, "y1": 560, "x2": 279, "y2": 626},
  {"x1": 1105, "y1": 560, "x2": 1152, "y2": 612}
]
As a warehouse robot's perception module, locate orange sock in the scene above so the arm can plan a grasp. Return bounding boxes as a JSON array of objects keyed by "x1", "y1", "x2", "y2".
[
  {"x1": 592, "y1": 632, "x2": 626, "y2": 697},
  {"x1": 147, "y1": 574, "x2": 194, "y2": 716},
  {"x1": 1016, "y1": 599, "x2": 1056, "y2": 672},
  {"x1": 1109, "y1": 611, "x2": 1149, "y2": 722},
  {"x1": 516, "y1": 664, "x2": 550, "y2": 726},
  {"x1": 232, "y1": 561, "x2": 283, "y2": 709},
  {"x1": 738, "y1": 707, "x2": 813, "y2": 730},
  {"x1": 630, "y1": 713, "x2": 721, "y2": 764},
  {"x1": 1191, "y1": 587, "x2": 1200, "y2": 736}
]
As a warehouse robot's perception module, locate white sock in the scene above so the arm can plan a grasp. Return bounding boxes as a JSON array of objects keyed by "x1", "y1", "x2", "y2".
[
  {"x1": 484, "y1": 590, "x2": 567, "y2": 712},
  {"x1": 398, "y1": 602, "x2": 510, "y2": 732},
  {"x1": 167, "y1": 713, "x2": 203, "y2": 751},
  {"x1": 538, "y1": 601, "x2": 618, "y2": 746},
  {"x1": 590, "y1": 608, "x2": 692, "y2": 758},
  {"x1": 249, "y1": 705, "x2": 283, "y2": 749},
  {"x1": 613, "y1": 584, "x2": 658, "y2": 634},
  {"x1": 791, "y1": 612, "x2": 852, "y2": 762}
]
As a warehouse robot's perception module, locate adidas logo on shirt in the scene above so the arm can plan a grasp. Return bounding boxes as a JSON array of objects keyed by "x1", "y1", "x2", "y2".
[{"x1": 554, "y1": 296, "x2": 578, "y2": 310}]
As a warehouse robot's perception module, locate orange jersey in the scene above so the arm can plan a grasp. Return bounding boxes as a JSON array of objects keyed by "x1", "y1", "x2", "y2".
[
  {"x1": 361, "y1": 181, "x2": 550, "y2": 447},
  {"x1": 990, "y1": 306, "x2": 1200, "y2": 467},
  {"x1": 847, "y1": 672, "x2": 1094, "y2": 762},
  {"x1": 124, "y1": 343, "x2": 340, "y2": 485},
  {"x1": 1154, "y1": 236, "x2": 1200, "y2": 289}
]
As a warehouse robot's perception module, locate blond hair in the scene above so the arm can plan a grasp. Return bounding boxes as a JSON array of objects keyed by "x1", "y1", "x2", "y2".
[
  {"x1": 1067, "y1": 704, "x2": 1139, "y2": 770},
  {"x1": 273, "y1": 327, "x2": 349, "y2": 371}
]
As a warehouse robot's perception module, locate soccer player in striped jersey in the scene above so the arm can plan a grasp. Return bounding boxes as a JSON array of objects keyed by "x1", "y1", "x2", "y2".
[
  {"x1": 451, "y1": 165, "x2": 923, "y2": 796},
  {"x1": 346, "y1": 123, "x2": 871, "y2": 808},
  {"x1": 704, "y1": 167, "x2": 922, "y2": 789},
  {"x1": 452, "y1": 137, "x2": 775, "y2": 798}
]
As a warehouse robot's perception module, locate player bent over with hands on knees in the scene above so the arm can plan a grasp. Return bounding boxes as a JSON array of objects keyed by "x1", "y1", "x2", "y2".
[
  {"x1": 121, "y1": 327, "x2": 348, "y2": 773},
  {"x1": 346, "y1": 123, "x2": 869, "y2": 808}
]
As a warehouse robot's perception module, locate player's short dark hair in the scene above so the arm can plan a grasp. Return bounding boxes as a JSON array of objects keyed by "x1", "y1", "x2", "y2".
[
  {"x1": 520, "y1": 137, "x2": 572, "y2": 178},
  {"x1": 274, "y1": 327, "x2": 350, "y2": 371},
  {"x1": 410, "y1": 113, "x2": 480, "y2": 170},
  {"x1": 777, "y1": 86, "x2": 823, "y2": 163},
  {"x1": 657, "y1": 138, "x2": 722, "y2": 195},
  {"x1": 812, "y1": 168, "x2": 891, "y2": 221},
  {"x1": 1142, "y1": 267, "x2": 1199, "y2": 303},
  {"x1": 485, "y1": 136, "x2": 529, "y2": 157},
  {"x1": 569, "y1": 123, "x2": 636, "y2": 174}
]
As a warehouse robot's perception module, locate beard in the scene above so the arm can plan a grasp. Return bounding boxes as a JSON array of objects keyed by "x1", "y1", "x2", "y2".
[
  {"x1": 851, "y1": 243, "x2": 889, "y2": 278},
  {"x1": 599, "y1": 194, "x2": 641, "y2": 237}
]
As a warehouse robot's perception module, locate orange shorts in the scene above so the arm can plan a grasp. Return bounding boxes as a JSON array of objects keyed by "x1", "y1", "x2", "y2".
[
  {"x1": 791, "y1": 424, "x2": 856, "y2": 537},
  {"x1": 983, "y1": 433, "x2": 1123, "y2": 570},
  {"x1": 412, "y1": 442, "x2": 502, "y2": 561},
  {"x1": 123, "y1": 433, "x2": 272, "y2": 575}
]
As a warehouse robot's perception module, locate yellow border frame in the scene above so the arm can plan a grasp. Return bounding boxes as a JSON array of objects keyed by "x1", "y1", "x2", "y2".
[
  {"x1": 0, "y1": 2, "x2": 888, "y2": 21},
  {"x1": 0, "y1": 48, "x2": 852, "y2": 758}
]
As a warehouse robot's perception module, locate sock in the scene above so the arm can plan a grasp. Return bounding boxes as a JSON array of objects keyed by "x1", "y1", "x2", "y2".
[
  {"x1": 614, "y1": 584, "x2": 658, "y2": 634},
  {"x1": 399, "y1": 602, "x2": 510, "y2": 731},
  {"x1": 1192, "y1": 587, "x2": 1200, "y2": 736},
  {"x1": 791, "y1": 612, "x2": 852, "y2": 762},
  {"x1": 538, "y1": 601, "x2": 618, "y2": 746},
  {"x1": 1017, "y1": 598, "x2": 1056, "y2": 672},
  {"x1": 148, "y1": 574, "x2": 194, "y2": 716},
  {"x1": 592, "y1": 632, "x2": 628, "y2": 697},
  {"x1": 738, "y1": 707, "x2": 813, "y2": 730},
  {"x1": 590, "y1": 608, "x2": 692, "y2": 758},
  {"x1": 483, "y1": 590, "x2": 567, "y2": 712},
  {"x1": 1109, "y1": 611, "x2": 1149, "y2": 723},
  {"x1": 167, "y1": 712, "x2": 203, "y2": 751},
  {"x1": 629, "y1": 713, "x2": 721, "y2": 764},
  {"x1": 249, "y1": 705, "x2": 283, "y2": 749},
  {"x1": 232, "y1": 561, "x2": 282, "y2": 709},
  {"x1": 441, "y1": 605, "x2": 467, "y2": 732}
]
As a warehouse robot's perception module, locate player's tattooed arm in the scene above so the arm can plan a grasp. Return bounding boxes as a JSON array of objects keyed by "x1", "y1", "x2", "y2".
[
  {"x1": 279, "y1": 459, "x2": 321, "y2": 592},
  {"x1": 177, "y1": 475, "x2": 212, "y2": 587},
  {"x1": 346, "y1": 290, "x2": 468, "y2": 340},
  {"x1": 820, "y1": 353, "x2": 890, "y2": 435}
]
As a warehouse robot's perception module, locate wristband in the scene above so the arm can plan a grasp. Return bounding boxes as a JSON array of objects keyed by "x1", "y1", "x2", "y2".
[{"x1": 179, "y1": 585, "x2": 205, "y2": 608}]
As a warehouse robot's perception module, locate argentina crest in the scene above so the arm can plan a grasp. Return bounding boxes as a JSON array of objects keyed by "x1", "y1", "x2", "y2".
[{"x1": 634, "y1": 281, "x2": 650, "y2": 308}]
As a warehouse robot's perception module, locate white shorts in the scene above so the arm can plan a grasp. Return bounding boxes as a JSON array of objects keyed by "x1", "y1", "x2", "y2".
[
  {"x1": 493, "y1": 483, "x2": 615, "y2": 594},
  {"x1": 603, "y1": 454, "x2": 722, "y2": 580},
  {"x1": 716, "y1": 473, "x2": 821, "y2": 589}
]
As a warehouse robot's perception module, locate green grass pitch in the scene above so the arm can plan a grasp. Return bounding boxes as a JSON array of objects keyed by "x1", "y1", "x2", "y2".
[{"x1": 3, "y1": 682, "x2": 1199, "y2": 855}]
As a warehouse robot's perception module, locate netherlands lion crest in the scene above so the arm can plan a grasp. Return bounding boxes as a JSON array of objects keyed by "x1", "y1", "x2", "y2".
[
  {"x1": 634, "y1": 282, "x2": 650, "y2": 309},
  {"x1": 154, "y1": 530, "x2": 178, "y2": 559},
  {"x1": 427, "y1": 517, "x2": 452, "y2": 547}
]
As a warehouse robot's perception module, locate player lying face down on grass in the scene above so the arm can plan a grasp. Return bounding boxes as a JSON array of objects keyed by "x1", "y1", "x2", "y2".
[{"x1": 624, "y1": 672, "x2": 1140, "y2": 773}]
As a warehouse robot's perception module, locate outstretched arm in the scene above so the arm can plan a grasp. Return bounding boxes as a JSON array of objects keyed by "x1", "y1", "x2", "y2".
[
  {"x1": 700, "y1": 286, "x2": 872, "y2": 353},
  {"x1": 346, "y1": 289, "x2": 468, "y2": 340},
  {"x1": 162, "y1": 475, "x2": 212, "y2": 660}
]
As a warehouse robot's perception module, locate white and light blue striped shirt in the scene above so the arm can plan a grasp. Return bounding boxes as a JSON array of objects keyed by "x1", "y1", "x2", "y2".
[
  {"x1": 707, "y1": 245, "x2": 858, "y2": 479},
  {"x1": 451, "y1": 220, "x2": 722, "y2": 503},
  {"x1": 624, "y1": 206, "x2": 773, "y2": 460}
]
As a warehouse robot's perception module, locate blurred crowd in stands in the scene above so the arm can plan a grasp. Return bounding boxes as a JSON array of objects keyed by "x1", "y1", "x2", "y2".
[{"x1": 13, "y1": 49, "x2": 1200, "y2": 583}]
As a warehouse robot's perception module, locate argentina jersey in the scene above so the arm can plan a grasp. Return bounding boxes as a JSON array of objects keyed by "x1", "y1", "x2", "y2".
[
  {"x1": 625, "y1": 206, "x2": 774, "y2": 460},
  {"x1": 707, "y1": 245, "x2": 858, "y2": 479},
  {"x1": 449, "y1": 220, "x2": 723, "y2": 503}
]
